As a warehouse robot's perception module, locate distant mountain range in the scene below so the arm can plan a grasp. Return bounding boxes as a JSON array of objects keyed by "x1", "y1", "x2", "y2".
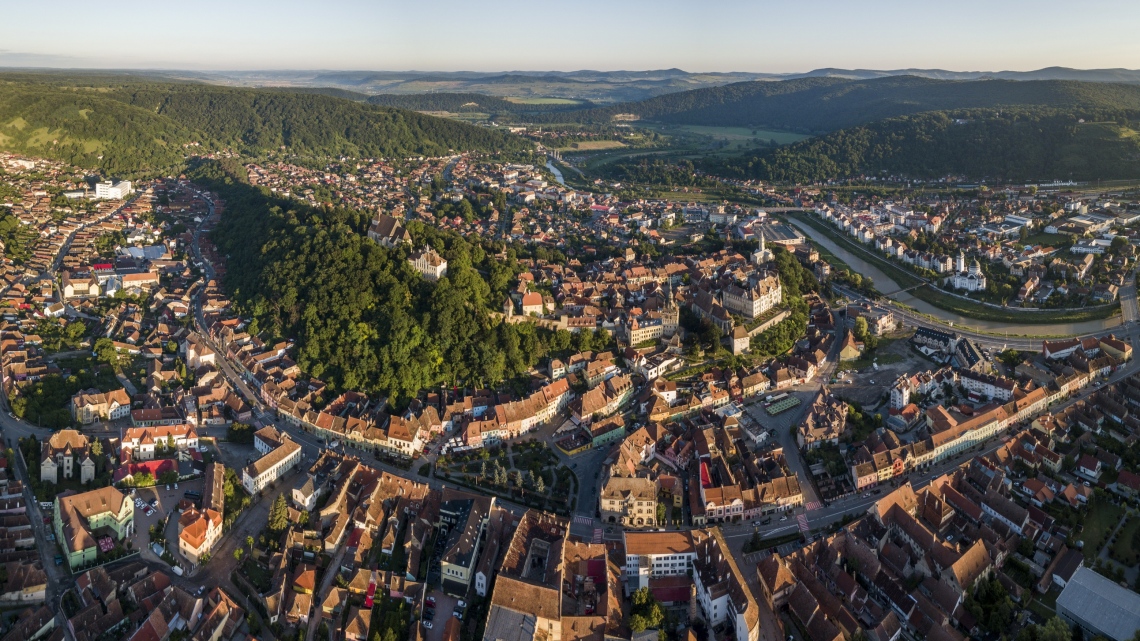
[
  {"x1": 177, "y1": 67, "x2": 1140, "y2": 104},
  {"x1": 529, "y1": 75, "x2": 1140, "y2": 132},
  {"x1": 7, "y1": 66, "x2": 1140, "y2": 104}
]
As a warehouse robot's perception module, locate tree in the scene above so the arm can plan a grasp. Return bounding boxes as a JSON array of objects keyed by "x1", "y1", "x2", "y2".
[
  {"x1": 94, "y1": 338, "x2": 119, "y2": 368},
  {"x1": 268, "y1": 494, "x2": 289, "y2": 534},
  {"x1": 233, "y1": 548, "x2": 243, "y2": 561},
  {"x1": 246, "y1": 535, "x2": 255, "y2": 554},
  {"x1": 656, "y1": 502, "x2": 666, "y2": 525},
  {"x1": 227, "y1": 423, "x2": 254, "y2": 444}
]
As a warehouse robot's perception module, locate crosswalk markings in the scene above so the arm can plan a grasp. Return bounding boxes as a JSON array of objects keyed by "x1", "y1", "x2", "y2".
[
  {"x1": 592, "y1": 528, "x2": 603, "y2": 543},
  {"x1": 796, "y1": 514, "x2": 810, "y2": 533},
  {"x1": 573, "y1": 515, "x2": 593, "y2": 526},
  {"x1": 803, "y1": 501, "x2": 822, "y2": 512}
]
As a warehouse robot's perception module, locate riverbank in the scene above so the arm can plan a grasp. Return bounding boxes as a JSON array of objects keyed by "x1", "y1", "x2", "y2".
[{"x1": 786, "y1": 212, "x2": 1122, "y2": 325}]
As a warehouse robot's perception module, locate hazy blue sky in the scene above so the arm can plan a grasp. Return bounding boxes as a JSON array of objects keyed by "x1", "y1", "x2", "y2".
[{"x1": 4, "y1": 0, "x2": 1139, "y2": 72}]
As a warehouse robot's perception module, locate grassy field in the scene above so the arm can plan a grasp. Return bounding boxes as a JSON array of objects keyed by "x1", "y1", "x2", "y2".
[
  {"x1": 504, "y1": 97, "x2": 585, "y2": 105},
  {"x1": 1110, "y1": 515, "x2": 1140, "y2": 566},
  {"x1": 1022, "y1": 232, "x2": 1071, "y2": 247},
  {"x1": 656, "y1": 190, "x2": 724, "y2": 203},
  {"x1": 1079, "y1": 501, "x2": 1126, "y2": 563},
  {"x1": 839, "y1": 350, "x2": 904, "y2": 372},
  {"x1": 418, "y1": 110, "x2": 491, "y2": 122}
]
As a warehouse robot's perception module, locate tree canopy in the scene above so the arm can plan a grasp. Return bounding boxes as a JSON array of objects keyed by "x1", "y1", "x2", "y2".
[
  {"x1": 192, "y1": 159, "x2": 603, "y2": 408},
  {"x1": 708, "y1": 108, "x2": 1140, "y2": 182},
  {"x1": 0, "y1": 75, "x2": 529, "y2": 176}
]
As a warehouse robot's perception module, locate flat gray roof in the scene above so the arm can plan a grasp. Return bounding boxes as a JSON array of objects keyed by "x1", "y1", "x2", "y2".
[
  {"x1": 482, "y1": 605, "x2": 537, "y2": 641},
  {"x1": 1056, "y1": 567, "x2": 1140, "y2": 641}
]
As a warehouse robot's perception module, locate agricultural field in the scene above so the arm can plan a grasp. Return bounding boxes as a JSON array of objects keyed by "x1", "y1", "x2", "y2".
[
  {"x1": 504, "y1": 97, "x2": 586, "y2": 105},
  {"x1": 555, "y1": 140, "x2": 627, "y2": 151}
]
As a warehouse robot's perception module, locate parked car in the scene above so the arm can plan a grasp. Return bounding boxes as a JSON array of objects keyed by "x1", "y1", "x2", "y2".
[
  {"x1": 779, "y1": 515, "x2": 788, "y2": 522},
  {"x1": 423, "y1": 622, "x2": 432, "y2": 630}
]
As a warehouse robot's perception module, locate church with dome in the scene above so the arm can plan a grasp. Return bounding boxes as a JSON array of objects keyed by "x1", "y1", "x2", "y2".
[{"x1": 949, "y1": 252, "x2": 986, "y2": 292}]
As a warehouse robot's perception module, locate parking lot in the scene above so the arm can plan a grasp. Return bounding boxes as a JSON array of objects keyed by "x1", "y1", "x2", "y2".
[
  {"x1": 419, "y1": 590, "x2": 460, "y2": 641},
  {"x1": 133, "y1": 471, "x2": 208, "y2": 573}
]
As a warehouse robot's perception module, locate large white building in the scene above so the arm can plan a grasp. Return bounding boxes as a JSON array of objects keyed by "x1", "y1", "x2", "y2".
[
  {"x1": 243, "y1": 437, "x2": 302, "y2": 494},
  {"x1": 121, "y1": 424, "x2": 199, "y2": 461},
  {"x1": 721, "y1": 271, "x2": 782, "y2": 320},
  {"x1": 409, "y1": 248, "x2": 448, "y2": 281},
  {"x1": 623, "y1": 531, "x2": 697, "y2": 592},
  {"x1": 95, "y1": 180, "x2": 133, "y2": 200},
  {"x1": 949, "y1": 252, "x2": 987, "y2": 292}
]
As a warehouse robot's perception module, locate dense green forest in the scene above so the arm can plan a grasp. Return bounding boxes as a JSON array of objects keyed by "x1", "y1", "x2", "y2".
[
  {"x1": 190, "y1": 159, "x2": 607, "y2": 406},
  {"x1": 708, "y1": 108, "x2": 1140, "y2": 182},
  {"x1": 0, "y1": 75, "x2": 529, "y2": 175},
  {"x1": 527, "y1": 76, "x2": 1140, "y2": 131},
  {"x1": 367, "y1": 92, "x2": 594, "y2": 115},
  {"x1": 603, "y1": 159, "x2": 721, "y2": 189}
]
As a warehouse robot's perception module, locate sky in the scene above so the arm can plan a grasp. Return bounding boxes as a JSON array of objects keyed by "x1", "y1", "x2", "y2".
[{"x1": 3, "y1": 0, "x2": 1140, "y2": 73}]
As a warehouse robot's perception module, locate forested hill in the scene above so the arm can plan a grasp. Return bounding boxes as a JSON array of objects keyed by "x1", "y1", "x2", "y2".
[
  {"x1": 367, "y1": 92, "x2": 595, "y2": 115},
  {"x1": 706, "y1": 108, "x2": 1140, "y2": 183},
  {"x1": 533, "y1": 76, "x2": 1140, "y2": 132},
  {"x1": 189, "y1": 159, "x2": 607, "y2": 406},
  {"x1": 0, "y1": 77, "x2": 529, "y2": 175}
]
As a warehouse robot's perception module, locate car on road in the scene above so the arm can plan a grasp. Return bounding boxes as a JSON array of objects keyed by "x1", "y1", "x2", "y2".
[
  {"x1": 173, "y1": 483, "x2": 178, "y2": 490},
  {"x1": 762, "y1": 517, "x2": 772, "y2": 525},
  {"x1": 423, "y1": 622, "x2": 432, "y2": 630},
  {"x1": 862, "y1": 493, "x2": 870, "y2": 498},
  {"x1": 779, "y1": 515, "x2": 788, "y2": 521}
]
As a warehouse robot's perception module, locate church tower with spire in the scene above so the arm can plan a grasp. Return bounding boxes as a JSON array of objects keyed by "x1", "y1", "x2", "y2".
[
  {"x1": 662, "y1": 279, "x2": 679, "y2": 337},
  {"x1": 752, "y1": 230, "x2": 774, "y2": 265}
]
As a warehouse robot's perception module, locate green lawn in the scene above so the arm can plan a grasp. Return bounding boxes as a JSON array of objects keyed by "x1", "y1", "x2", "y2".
[
  {"x1": 1079, "y1": 501, "x2": 1126, "y2": 563},
  {"x1": 838, "y1": 338, "x2": 902, "y2": 371},
  {"x1": 1110, "y1": 515, "x2": 1140, "y2": 566},
  {"x1": 1022, "y1": 233, "x2": 1071, "y2": 248}
]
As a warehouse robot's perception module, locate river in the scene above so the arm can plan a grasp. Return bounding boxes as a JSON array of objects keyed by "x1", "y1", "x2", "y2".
[
  {"x1": 786, "y1": 218, "x2": 1122, "y2": 337},
  {"x1": 546, "y1": 159, "x2": 566, "y2": 187}
]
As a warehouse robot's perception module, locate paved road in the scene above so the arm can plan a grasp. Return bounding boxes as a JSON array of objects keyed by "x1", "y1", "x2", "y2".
[{"x1": 835, "y1": 282, "x2": 1140, "y2": 353}]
